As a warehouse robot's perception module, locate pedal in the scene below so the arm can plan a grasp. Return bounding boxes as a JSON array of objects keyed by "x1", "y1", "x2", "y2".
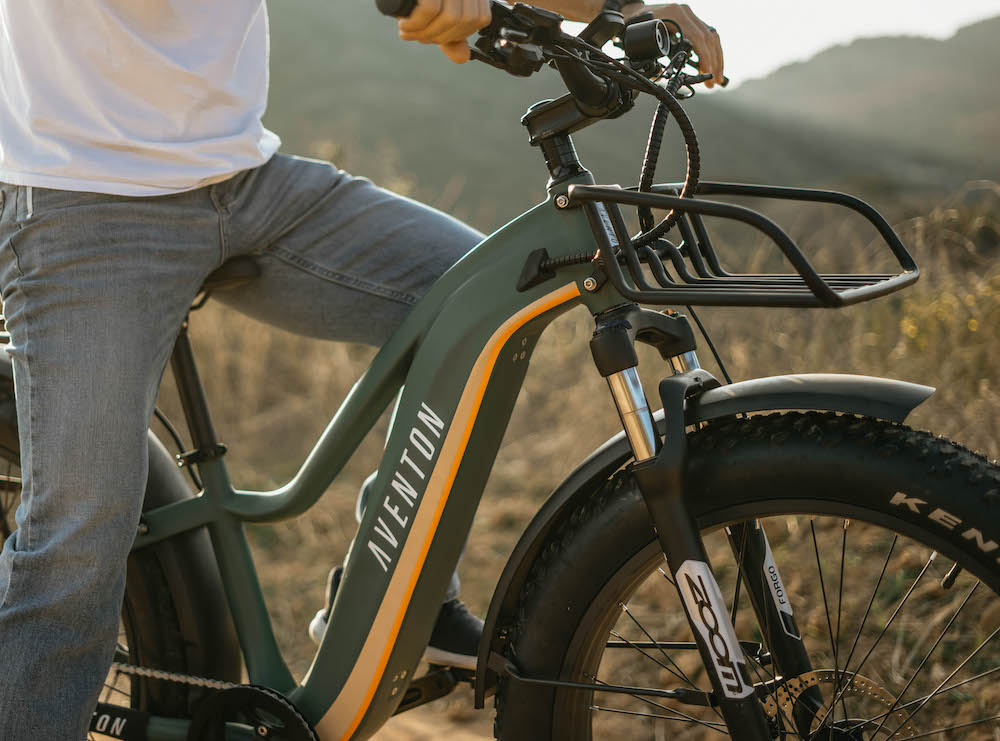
[
  {"x1": 392, "y1": 667, "x2": 460, "y2": 715},
  {"x1": 431, "y1": 664, "x2": 476, "y2": 686}
]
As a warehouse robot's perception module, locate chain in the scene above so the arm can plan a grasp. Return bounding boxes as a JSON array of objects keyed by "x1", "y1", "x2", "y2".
[
  {"x1": 109, "y1": 662, "x2": 238, "y2": 691},
  {"x1": 109, "y1": 665, "x2": 319, "y2": 739}
]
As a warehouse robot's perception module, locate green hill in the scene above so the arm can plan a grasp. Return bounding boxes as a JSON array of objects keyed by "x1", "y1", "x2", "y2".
[{"x1": 264, "y1": 2, "x2": 992, "y2": 229}]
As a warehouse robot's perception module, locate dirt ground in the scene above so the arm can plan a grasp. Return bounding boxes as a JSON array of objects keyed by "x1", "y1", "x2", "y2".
[
  {"x1": 372, "y1": 692, "x2": 494, "y2": 740},
  {"x1": 375, "y1": 714, "x2": 491, "y2": 740}
]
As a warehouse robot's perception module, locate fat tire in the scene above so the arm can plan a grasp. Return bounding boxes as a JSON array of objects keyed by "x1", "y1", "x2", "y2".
[{"x1": 494, "y1": 412, "x2": 1000, "y2": 740}]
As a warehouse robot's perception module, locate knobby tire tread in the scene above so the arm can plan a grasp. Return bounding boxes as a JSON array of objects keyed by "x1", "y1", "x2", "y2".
[{"x1": 493, "y1": 412, "x2": 1000, "y2": 740}]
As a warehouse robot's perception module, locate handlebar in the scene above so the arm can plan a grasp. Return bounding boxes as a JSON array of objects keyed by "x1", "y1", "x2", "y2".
[
  {"x1": 375, "y1": 0, "x2": 417, "y2": 17},
  {"x1": 374, "y1": 0, "x2": 718, "y2": 250}
]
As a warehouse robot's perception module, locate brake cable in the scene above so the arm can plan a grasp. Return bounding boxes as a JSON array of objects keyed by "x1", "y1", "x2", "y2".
[{"x1": 547, "y1": 33, "x2": 702, "y2": 250}]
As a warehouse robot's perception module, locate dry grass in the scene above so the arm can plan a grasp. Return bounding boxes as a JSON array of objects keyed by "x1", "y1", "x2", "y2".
[{"x1": 150, "y1": 181, "x2": 1000, "y2": 735}]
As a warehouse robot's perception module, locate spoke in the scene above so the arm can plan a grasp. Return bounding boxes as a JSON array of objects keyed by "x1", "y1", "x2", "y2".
[
  {"x1": 651, "y1": 570, "x2": 726, "y2": 720},
  {"x1": 741, "y1": 643, "x2": 805, "y2": 740},
  {"x1": 867, "y1": 581, "x2": 979, "y2": 739},
  {"x1": 589, "y1": 704, "x2": 729, "y2": 732},
  {"x1": 900, "y1": 713, "x2": 1000, "y2": 739},
  {"x1": 880, "y1": 622, "x2": 1000, "y2": 741},
  {"x1": 609, "y1": 628, "x2": 696, "y2": 687},
  {"x1": 657, "y1": 566, "x2": 676, "y2": 588},
  {"x1": 588, "y1": 674, "x2": 728, "y2": 732},
  {"x1": 850, "y1": 665, "x2": 1000, "y2": 726},
  {"x1": 812, "y1": 536, "x2": 905, "y2": 733},
  {"x1": 730, "y1": 524, "x2": 751, "y2": 625},
  {"x1": 101, "y1": 680, "x2": 131, "y2": 701},
  {"x1": 833, "y1": 520, "x2": 849, "y2": 723},
  {"x1": 838, "y1": 534, "x2": 897, "y2": 680},
  {"x1": 810, "y1": 520, "x2": 843, "y2": 724}
]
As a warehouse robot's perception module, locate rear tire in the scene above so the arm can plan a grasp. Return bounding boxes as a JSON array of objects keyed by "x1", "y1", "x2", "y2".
[{"x1": 495, "y1": 412, "x2": 1000, "y2": 740}]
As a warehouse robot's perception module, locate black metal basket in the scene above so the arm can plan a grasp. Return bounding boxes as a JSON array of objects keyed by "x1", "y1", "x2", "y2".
[{"x1": 568, "y1": 182, "x2": 919, "y2": 308}]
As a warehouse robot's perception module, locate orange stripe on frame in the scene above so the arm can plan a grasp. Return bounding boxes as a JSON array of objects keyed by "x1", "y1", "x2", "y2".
[{"x1": 316, "y1": 282, "x2": 582, "y2": 741}]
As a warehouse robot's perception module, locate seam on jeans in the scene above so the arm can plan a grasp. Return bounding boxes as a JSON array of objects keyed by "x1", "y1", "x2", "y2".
[
  {"x1": 6, "y1": 223, "x2": 27, "y2": 281},
  {"x1": 22, "y1": 324, "x2": 35, "y2": 555},
  {"x1": 0, "y1": 315, "x2": 33, "y2": 611},
  {"x1": 209, "y1": 185, "x2": 230, "y2": 265},
  {"x1": 244, "y1": 166, "x2": 350, "y2": 256},
  {"x1": 264, "y1": 243, "x2": 420, "y2": 306},
  {"x1": 0, "y1": 240, "x2": 34, "y2": 562}
]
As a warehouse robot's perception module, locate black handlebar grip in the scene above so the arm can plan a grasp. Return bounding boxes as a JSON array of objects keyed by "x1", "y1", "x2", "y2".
[{"x1": 376, "y1": 0, "x2": 417, "y2": 17}]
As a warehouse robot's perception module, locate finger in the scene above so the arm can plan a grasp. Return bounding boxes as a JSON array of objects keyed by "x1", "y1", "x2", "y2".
[
  {"x1": 702, "y1": 23, "x2": 723, "y2": 85},
  {"x1": 430, "y1": 0, "x2": 480, "y2": 44},
  {"x1": 399, "y1": 0, "x2": 442, "y2": 35},
  {"x1": 677, "y1": 5, "x2": 721, "y2": 87},
  {"x1": 713, "y1": 32, "x2": 725, "y2": 85},
  {"x1": 693, "y1": 33, "x2": 717, "y2": 84},
  {"x1": 476, "y1": 0, "x2": 491, "y2": 30},
  {"x1": 439, "y1": 40, "x2": 471, "y2": 64},
  {"x1": 698, "y1": 32, "x2": 720, "y2": 86},
  {"x1": 410, "y1": 0, "x2": 464, "y2": 43}
]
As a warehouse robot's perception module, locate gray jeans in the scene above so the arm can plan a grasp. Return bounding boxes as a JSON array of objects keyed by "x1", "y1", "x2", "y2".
[{"x1": 0, "y1": 154, "x2": 481, "y2": 738}]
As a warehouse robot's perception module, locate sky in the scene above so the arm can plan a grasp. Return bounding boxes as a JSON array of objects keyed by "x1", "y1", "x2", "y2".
[{"x1": 645, "y1": 1, "x2": 1000, "y2": 85}]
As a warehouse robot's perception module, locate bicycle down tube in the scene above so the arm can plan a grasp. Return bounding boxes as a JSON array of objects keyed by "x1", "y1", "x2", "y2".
[{"x1": 133, "y1": 171, "x2": 634, "y2": 739}]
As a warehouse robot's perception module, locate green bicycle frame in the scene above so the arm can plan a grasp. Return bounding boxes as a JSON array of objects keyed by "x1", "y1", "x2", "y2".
[{"x1": 133, "y1": 171, "x2": 623, "y2": 740}]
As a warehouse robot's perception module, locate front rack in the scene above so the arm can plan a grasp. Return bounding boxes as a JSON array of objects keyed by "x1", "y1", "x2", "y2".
[{"x1": 568, "y1": 182, "x2": 919, "y2": 308}]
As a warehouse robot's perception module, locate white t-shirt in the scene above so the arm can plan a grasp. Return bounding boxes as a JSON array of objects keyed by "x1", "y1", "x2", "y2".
[{"x1": 0, "y1": 0, "x2": 281, "y2": 196}]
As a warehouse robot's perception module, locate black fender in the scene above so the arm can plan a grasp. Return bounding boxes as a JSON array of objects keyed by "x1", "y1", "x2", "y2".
[
  {"x1": 473, "y1": 373, "x2": 934, "y2": 705},
  {"x1": 0, "y1": 349, "x2": 242, "y2": 685}
]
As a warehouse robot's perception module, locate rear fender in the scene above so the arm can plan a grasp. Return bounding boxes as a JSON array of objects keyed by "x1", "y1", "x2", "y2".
[{"x1": 473, "y1": 373, "x2": 934, "y2": 705}]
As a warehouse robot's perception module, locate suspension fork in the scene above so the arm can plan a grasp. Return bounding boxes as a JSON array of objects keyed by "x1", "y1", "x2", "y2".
[
  {"x1": 591, "y1": 306, "x2": 774, "y2": 740},
  {"x1": 727, "y1": 520, "x2": 824, "y2": 734}
]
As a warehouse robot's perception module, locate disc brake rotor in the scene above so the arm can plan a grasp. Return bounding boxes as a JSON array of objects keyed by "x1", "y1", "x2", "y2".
[{"x1": 763, "y1": 669, "x2": 920, "y2": 739}]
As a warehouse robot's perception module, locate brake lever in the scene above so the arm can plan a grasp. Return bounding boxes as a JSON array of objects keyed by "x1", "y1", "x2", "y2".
[{"x1": 472, "y1": 35, "x2": 545, "y2": 77}]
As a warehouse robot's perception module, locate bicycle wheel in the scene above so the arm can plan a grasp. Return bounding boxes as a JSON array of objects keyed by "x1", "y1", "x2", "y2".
[
  {"x1": 495, "y1": 412, "x2": 1000, "y2": 740},
  {"x1": 0, "y1": 430, "x2": 222, "y2": 738}
]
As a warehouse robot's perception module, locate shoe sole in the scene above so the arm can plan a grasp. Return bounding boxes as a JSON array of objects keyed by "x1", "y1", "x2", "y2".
[{"x1": 422, "y1": 646, "x2": 478, "y2": 671}]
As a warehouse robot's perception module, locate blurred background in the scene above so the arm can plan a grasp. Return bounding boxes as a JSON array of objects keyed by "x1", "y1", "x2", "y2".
[{"x1": 155, "y1": 2, "x2": 1000, "y2": 736}]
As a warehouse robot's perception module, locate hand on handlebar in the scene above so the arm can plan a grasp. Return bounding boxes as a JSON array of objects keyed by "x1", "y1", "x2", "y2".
[
  {"x1": 633, "y1": 3, "x2": 724, "y2": 87},
  {"x1": 398, "y1": 0, "x2": 493, "y2": 63}
]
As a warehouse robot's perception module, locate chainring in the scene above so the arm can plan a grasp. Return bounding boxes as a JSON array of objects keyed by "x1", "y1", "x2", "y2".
[
  {"x1": 186, "y1": 685, "x2": 319, "y2": 741},
  {"x1": 763, "y1": 669, "x2": 919, "y2": 739}
]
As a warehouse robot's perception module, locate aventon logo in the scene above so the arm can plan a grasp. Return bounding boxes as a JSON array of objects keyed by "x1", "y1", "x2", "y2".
[
  {"x1": 92, "y1": 713, "x2": 126, "y2": 737},
  {"x1": 676, "y1": 560, "x2": 754, "y2": 699}
]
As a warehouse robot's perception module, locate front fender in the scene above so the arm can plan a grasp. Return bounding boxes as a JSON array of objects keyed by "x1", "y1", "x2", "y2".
[{"x1": 473, "y1": 373, "x2": 934, "y2": 705}]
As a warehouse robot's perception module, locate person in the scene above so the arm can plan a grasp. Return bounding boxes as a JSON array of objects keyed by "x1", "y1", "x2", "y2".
[{"x1": 0, "y1": 0, "x2": 723, "y2": 736}]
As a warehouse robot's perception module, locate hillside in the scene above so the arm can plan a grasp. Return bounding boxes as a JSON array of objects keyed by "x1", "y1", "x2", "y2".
[
  {"x1": 265, "y1": 2, "x2": 991, "y2": 229},
  {"x1": 734, "y1": 16, "x2": 1000, "y2": 170}
]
